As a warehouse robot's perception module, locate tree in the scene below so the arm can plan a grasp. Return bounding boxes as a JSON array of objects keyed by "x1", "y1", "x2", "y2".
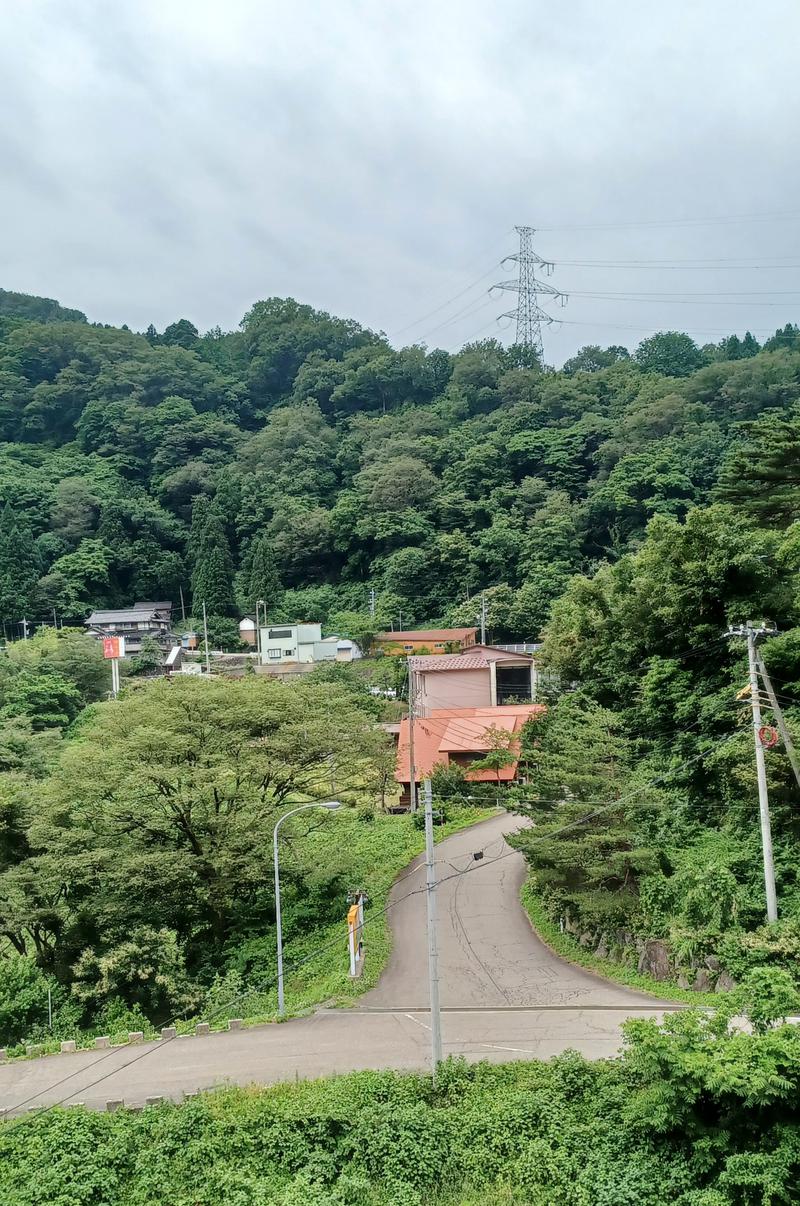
[
  {"x1": 161, "y1": 319, "x2": 199, "y2": 349},
  {"x1": 510, "y1": 694, "x2": 655, "y2": 926},
  {"x1": 716, "y1": 404, "x2": 800, "y2": 526},
  {"x1": 49, "y1": 478, "x2": 99, "y2": 548},
  {"x1": 562, "y1": 344, "x2": 630, "y2": 374},
  {"x1": 36, "y1": 676, "x2": 383, "y2": 952},
  {"x1": 70, "y1": 927, "x2": 198, "y2": 1021},
  {"x1": 242, "y1": 297, "x2": 382, "y2": 404},
  {"x1": 129, "y1": 635, "x2": 164, "y2": 676},
  {"x1": 192, "y1": 546, "x2": 236, "y2": 618},
  {"x1": 0, "y1": 504, "x2": 39, "y2": 621},
  {"x1": 241, "y1": 534, "x2": 283, "y2": 614},
  {"x1": 470, "y1": 724, "x2": 517, "y2": 787},
  {"x1": 36, "y1": 539, "x2": 113, "y2": 616},
  {"x1": 188, "y1": 497, "x2": 236, "y2": 616},
  {"x1": 764, "y1": 323, "x2": 800, "y2": 352},
  {"x1": 6, "y1": 627, "x2": 108, "y2": 705},
  {"x1": 0, "y1": 665, "x2": 82, "y2": 730},
  {"x1": 714, "y1": 332, "x2": 761, "y2": 361},
  {"x1": 634, "y1": 331, "x2": 706, "y2": 377}
]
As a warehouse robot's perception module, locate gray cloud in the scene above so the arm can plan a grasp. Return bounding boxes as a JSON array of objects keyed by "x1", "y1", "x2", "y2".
[{"x1": 1, "y1": 0, "x2": 798, "y2": 363}]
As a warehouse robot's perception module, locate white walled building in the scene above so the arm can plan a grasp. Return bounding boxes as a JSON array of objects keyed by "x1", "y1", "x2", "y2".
[{"x1": 257, "y1": 622, "x2": 361, "y2": 666}]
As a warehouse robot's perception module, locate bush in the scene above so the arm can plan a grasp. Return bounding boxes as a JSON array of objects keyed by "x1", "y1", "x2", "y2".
[
  {"x1": 735, "y1": 966, "x2": 800, "y2": 1032},
  {"x1": 5, "y1": 1031, "x2": 800, "y2": 1204},
  {"x1": 0, "y1": 957, "x2": 61, "y2": 1046}
]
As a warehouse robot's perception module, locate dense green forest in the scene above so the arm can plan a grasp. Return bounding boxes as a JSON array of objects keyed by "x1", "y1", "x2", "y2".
[
  {"x1": 2, "y1": 281, "x2": 800, "y2": 1036},
  {"x1": 1, "y1": 283, "x2": 797, "y2": 645}
]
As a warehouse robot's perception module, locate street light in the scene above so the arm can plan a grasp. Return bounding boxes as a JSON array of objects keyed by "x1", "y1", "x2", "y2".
[{"x1": 273, "y1": 800, "x2": 342, "y2": 1015}]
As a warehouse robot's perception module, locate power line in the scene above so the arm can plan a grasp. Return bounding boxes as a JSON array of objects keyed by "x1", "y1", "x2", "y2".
[
  {"x1": 563, "y1": 291, "x2": 800, "y2": 308},
  {"x1": 538, "y1": 207, "x2": 800, "y2": 232},
  {"x1": 554, "y1": 317, "x2": 778, "y2": 337},
  {"x1": 391, "y1": 264, "x2": 502, "y2": 339},
  {"x1": 411, "y1": 293, "x2": 497, "y2": 345},
  {"x1": 567, "y1": 287, "x2": 800, "y2": 299},
  {"x1": 389, "y1": 233, "x2": 514, "y2": 338},
  {"x1": 553, "y1": 257, "x2": 800, "y2": 270}
]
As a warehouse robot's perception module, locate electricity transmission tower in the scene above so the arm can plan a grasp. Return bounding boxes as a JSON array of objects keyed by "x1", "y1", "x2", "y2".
[{"x1": 491, "y1": 225, "x2": 567, "y2": 360}]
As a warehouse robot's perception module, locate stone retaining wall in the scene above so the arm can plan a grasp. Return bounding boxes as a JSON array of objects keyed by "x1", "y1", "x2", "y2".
[{"x1": 562, "y1": 912, "x2": 736, "y2": 993}]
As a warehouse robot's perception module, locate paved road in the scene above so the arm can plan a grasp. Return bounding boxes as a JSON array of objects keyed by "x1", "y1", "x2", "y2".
[
  {"x1": 360, "y1": 812, "x2": 663, "y2": 1009},
  {"x1": 0, "y1": 812, "x2": 674, "y2": 1114}
]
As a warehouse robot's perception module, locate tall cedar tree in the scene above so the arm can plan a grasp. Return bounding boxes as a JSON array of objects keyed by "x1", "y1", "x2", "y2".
[
  {"x1": 0, "y1": 504, "x2": 39, "y2": 622},
  {"x1": 243, "y1": 534, "x2": 283, "y2": 614},
  {"x1": 188, "y1": 497, "x2": 236, "y2": 616}
]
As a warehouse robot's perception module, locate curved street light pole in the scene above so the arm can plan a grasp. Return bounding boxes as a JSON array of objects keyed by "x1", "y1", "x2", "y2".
[{"x1": 273, "y1": 800, "x2": 341, "y2": 1016}]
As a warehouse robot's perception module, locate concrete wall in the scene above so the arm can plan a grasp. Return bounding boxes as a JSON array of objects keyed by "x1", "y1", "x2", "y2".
[
  {"x1": 259, "y1": 623, "x2": 322, "y2": 664},
  {"x1": 417, "y1": 668, "x2": 491, "y2": 716}
]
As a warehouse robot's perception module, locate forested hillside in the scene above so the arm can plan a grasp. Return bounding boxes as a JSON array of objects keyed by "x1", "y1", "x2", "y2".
[
  {"x1": 2, "y1": 282, "x2": 800, "y2": 1017},
  {"x1": 1, "y1": 284, "x2": 798, "y2": 645}
]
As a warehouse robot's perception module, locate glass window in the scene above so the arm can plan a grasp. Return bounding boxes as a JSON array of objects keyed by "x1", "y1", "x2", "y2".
[
  {"x1": 268, "y1": 628, "x2": 292, "y2": 639},
  {"x1": 404, "y1": 644, "x2": 414, "y2": 650},
  {"x1": 268, "y1": 649, "x2": 281, "y2": 660}
]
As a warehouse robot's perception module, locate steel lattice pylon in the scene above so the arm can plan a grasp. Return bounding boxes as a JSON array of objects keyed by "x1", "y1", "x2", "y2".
[{"x1": 490, "y1": 225, "x2": 567, "y2": 360}]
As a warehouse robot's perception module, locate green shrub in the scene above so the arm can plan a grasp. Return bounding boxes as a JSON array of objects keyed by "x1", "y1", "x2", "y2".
[{"x1": 0, "y1": 957, "x2": 61, "y2": 1046}]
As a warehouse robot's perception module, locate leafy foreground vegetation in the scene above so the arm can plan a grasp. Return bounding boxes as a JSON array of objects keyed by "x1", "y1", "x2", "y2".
[{"x1": 4, "y1": 1008, "x2": 800, "y2": 1206}]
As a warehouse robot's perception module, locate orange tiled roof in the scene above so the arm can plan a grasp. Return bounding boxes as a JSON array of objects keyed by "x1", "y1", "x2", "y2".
[
  {"x1": 375, "y1": 628, "x2": 477, "y2": 642},
  {"x1": 395, "y1": 705, "x2": 544, "y2": 784}
]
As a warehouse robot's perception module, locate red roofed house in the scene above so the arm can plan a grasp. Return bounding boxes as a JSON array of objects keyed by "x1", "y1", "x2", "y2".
[
  {"x1": 374, "y1": 627, "x2": 477, "y2": 656},
  {"x1": 395, "y1": 704, "x2": 544, "y2": 807}
]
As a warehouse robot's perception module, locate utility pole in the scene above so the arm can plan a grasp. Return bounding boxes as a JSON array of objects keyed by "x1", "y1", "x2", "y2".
[
  {"x1": 407, "y1": 659, "x2": 418, "y2": 813},
  {"x1": 369, "y1": 588, "x2": 376, "y2": 619},
  {"x1": 755, "y1": 649, "x2": 800, "y2": 792},
  {"x1": 727, "y1": 621, "x2": 778, "y2": 922},
  {"x1": 179, "y1": 585, "x2": 187, "y2": 624},
  {"x1": 479, "y1": 593, "x2": 487, "y2": 645},
  {"x1": 202, "y1": 600, "x2": 211, "y2": 674},
  {"x1": 422, "y1": 778, "x2": 443, "y2": 1081},
  {"x1": 490, "y1": 225, "x2": 567, "y2": 360}
]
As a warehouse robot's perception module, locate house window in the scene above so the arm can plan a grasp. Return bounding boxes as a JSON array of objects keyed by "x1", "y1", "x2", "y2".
[
  {"x1": 404, "y1": 644, "x2": 414, "y2": 651},
  {"x1": 268, "y1": 649, "x2": 281, "y2": 660},
  {"x1": 434, "y1": 643, "x2": 444, "y2": 649},
  {"x1": 284, "y1": 649, "x2": 294, "y2": 656},
  {"x1": 269, "y1": 628, "x2": 292, "y2": 639}
]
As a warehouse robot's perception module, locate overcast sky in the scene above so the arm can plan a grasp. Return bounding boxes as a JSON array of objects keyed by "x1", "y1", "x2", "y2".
[{"x1": 2, "y1": 0, "x2": 799, "y2": 365}]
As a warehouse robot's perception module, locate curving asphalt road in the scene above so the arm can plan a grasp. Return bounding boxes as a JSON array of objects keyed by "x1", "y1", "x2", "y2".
[
  {"x1": 0, "y1": 811, "x2": 674, "y2": 1114},
  {"x1": 360, "y1": 811, "x2": 665, "y2": 1010}
]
